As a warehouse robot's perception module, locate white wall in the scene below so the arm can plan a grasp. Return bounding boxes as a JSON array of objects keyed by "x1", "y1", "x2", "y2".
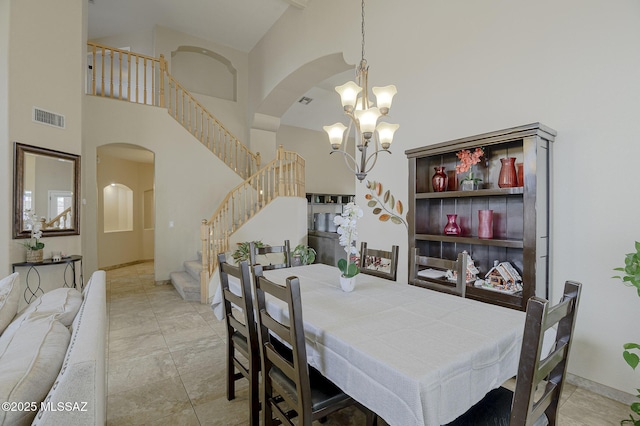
[
  {"x1": 83, "y1": 96, "x2": 243, "y2": 281},
  {"x1": 7, "y1": 0, "x2": 85, "y2": 297},
  {"x1": 251, "y1": 0, "x2": 640, "y2": 397},
  {"x1": 154, "y1": 26, "x2": 249, "y2": 144},
  {"x1": 0, "y1": 0, "x2": 10, "y2": 276},
  {"x1": 276, "y1": 124, "x2": 356, "y2": 195}
]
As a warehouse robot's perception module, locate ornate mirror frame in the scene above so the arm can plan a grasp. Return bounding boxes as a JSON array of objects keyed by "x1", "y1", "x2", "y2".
[{"x1": 13, "y1": 142, "x2": 81, "y2": 238}]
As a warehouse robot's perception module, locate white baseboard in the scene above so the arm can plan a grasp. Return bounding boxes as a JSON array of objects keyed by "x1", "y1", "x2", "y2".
[{"x1": 566, "y1": 373, "x2": 636, "y2": 405}]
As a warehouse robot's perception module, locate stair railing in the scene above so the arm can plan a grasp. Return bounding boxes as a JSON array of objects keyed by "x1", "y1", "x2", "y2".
[
  {"x1": 86, "y1": 42, "x2": 260, "y2": 179},
  {"x1": 200, "y1": 145, "x2": 305, "y2": 302}
]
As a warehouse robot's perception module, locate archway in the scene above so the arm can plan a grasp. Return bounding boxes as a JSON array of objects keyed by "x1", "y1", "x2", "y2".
[{"x1": 96, "y1": 143, "x2": 155, "y2": 270}]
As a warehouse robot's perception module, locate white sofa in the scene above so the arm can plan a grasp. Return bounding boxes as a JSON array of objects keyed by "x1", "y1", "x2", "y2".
[{"x1": 0, "y1": 270, "x2": 106, "y2": 426}]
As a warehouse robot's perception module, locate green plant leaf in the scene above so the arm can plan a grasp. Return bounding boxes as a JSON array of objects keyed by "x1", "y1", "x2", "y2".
[
  {"x1": 631, "y1": 402, "x2": 640, "y2": 415},
  {"x1": 623, "y1": 343, "x2": 640, "y2": 350},
  {"x1": 346, "y1": 262, "x2": 359, "y2": 277},
  {"x1": 623, "y1": 350, "x2": 640, "y2": 369},
  {"x1": 337, "y1": 258, "x2": 347, "y2": 275}
]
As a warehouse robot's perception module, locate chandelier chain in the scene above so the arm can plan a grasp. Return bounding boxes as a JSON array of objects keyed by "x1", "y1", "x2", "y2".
[{"x1": 361, "y1": 0, "x2": 366, "y2": 62}]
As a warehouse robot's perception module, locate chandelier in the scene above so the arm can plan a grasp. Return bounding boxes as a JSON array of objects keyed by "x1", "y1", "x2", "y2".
[{"x1": 323, "y1": 0, "x2": 399, "y2": 182}]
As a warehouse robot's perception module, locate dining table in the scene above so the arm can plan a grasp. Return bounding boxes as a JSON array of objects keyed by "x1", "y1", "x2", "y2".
[{"x1": 211, "y1": 263, "x2": 526, "y2": 426}]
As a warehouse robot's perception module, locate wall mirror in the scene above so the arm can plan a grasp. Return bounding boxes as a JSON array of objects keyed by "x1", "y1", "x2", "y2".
[{"x1": 13, "y1": 142, "x2": 81, "y2": 238}]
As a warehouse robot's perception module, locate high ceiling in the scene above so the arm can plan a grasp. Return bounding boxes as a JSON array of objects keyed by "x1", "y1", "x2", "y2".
[
  {"x1": 87, "y1": 0, "x2": 350, "y2": 133},
  {"x1": 88, "y1": 0, "x2": 295, "y2": 53}
]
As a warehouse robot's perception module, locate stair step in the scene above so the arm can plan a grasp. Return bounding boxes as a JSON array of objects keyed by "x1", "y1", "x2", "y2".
[
  {"x1": 169, "y1": 271, "x2": 200, "y2": 302},
  {"x1": 184, "y1": 260, "x2": 202, "y2": 281}
]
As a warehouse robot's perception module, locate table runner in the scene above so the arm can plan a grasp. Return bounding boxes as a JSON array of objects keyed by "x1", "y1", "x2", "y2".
[{"x1": 211, "y1": 263, "x2": 525, "y2": 425}]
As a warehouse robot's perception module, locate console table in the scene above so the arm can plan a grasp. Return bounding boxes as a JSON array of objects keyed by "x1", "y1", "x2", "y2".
[{"x1": 12, "y1": 255, "x2": 83, "y2": 303}]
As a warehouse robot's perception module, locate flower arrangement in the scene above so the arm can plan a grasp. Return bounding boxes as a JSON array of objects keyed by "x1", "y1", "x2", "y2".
[
  {"x1": 22, "y1": 211, "x2": 45, "y2": 251},
  {"x1": 456, "y1": 147, "x2": 485, "y2": 185},
  {"x1": 333, "y1": 202, "x2": 363, "y2": 278}
]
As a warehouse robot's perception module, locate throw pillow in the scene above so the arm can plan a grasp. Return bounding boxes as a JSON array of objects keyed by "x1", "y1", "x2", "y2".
[
  {"x1": 3, "y1": 288, "x2": 82, "y2": 338},
  {"x1": 0, "y1": 273, "x2": 20, "y2": 335},
  {"x1": 0, "y1": 315, "x2": 70, "y2": 425}
]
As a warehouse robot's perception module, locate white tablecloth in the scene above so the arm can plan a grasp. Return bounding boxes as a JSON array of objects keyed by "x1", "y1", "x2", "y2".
[{"x1": 211, "y1": 264, "x2": 525, "y2": 426}]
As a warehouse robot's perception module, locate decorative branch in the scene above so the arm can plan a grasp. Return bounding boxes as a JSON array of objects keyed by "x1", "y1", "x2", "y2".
[{"x1": 364, "y1": 180, "x2": 408, "y2": 229}]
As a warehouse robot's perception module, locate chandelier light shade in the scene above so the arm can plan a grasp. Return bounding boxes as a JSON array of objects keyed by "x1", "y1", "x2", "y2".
[{"x1": 325, "y1": 0, "x2": 399, "y2": 181}]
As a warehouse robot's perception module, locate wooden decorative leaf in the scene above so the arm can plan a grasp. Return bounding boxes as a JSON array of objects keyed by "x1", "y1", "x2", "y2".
[
  {"x1": 390, "y1": 216, "x2": 403, "y2": 225},
  {"x1": 379, "y1": 214, "x2": 391, "y2": 222},
  {"x1": 367, "y1": 200, "x2": 377, "y2": 208},
  {"x1": 383, "y1": 190, "x2": 390, "y2": 203},
  {"x1": 373, "y1": 208, "x2": 382, "y2": 215},
  {"x1": 376, "y1": 182, "x2": 382, "y2": 196},
  {"x1": 365, "y1": 194, "x2": 372, "y2": 200},
  {"x1": 366, "y1": 180, "x2": 372, "y2": 189},
  {"x1": 396, "y1": 200, "x2": 403, "y2": 214},
  {"x1": 389, "y1": 194, "x2": 395, "y2": 209}
]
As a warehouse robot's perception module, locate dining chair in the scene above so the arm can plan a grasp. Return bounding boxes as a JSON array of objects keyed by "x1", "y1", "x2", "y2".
[
  {"x1": 217, "y1": 253, "x2": 260, "y2": 426},
  {"x1": 252, "y1": 265, "x2": 377, "y2": 426},
  {"x1": 359, "y1": 242, "x2": 399, "y2": 281},
  {"x1": 444, "y1": 280, "x2": 582, "y2": 426},
  {"x1": 410, "y1": 248, "x2": 468, "y2": 297},
  {"x1": 249, "y1": 240, "x2": 291, "y2": 270}
]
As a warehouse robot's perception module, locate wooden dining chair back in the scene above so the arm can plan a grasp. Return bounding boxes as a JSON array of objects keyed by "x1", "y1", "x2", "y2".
[
  {"x1": 410, "y1": 248, "x2": 468, "y2": 297},
  {"x1": 445, "y1": 280, "x2": 583, "y2": 426},
  {"x1": 359, "y1": 242, "x2": 400, "y2": 281},
  {"x1": 252, "y1": 265, "x2": 375, "y2": 426},
  {"x1": 250, "y1": 240, "x2": 291, "y2": 270},
  {"x1": 217, "y1": 253, "x2": 260, "y2": 426}
]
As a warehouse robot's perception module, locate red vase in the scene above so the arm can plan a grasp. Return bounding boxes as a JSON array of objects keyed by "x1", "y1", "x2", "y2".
[
  {"x1": 432, "y1": 166, "x2": 448, "y2": 192},
  {"x1": 516, "y1": 162, "x2": 524, "y2": 187},
  {"x1": 444, "y1": 214, "x2": 461, "y2": 236},
  {"x1": 498, "y1": 157, "x2": 517, "y2": 188},
  {"x1": 478, "y1": 209, "x2": 493, "y2": 239}
]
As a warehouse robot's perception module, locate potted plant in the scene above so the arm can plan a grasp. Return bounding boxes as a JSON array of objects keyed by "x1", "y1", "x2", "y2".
[
  {"x1": 456, "y1": 147, "x2": 484, "y2": 190},
  {"x1": 333, "y1": 202, "x2": 363, "y2": 292},
  {"x1": 291, "y1": 244, "x2": 316, "y2": 267},
  {"x1": 231, "y1": 240, "x2": 264, "y2": 263},
  {"x1": 613, "y1": 241, "x2": 640, "y2": 425},
  {"x1": 22, "y1": 210, "x2": 45, "y2": 262}
]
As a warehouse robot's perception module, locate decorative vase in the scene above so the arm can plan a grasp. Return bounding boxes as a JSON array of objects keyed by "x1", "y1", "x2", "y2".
[
  {"x1": 478, "y1": 210, "x2": 494, "y2": 239},
  {"x1": 339, "y1": 275, "x2": 356, "y2": 292},
  {"x1": 444, "y1": 214, "x2": 461, "y2": 236},
  {"x1": 498, "y1": 157, "x2": 518, "y2": 188},
  {"x1": 26, "y1": 249, "x2": 43, "y2": 263},
  {"x1": 447, "y1": 170, "x2": 458, "y2": 191},
  {"x1": 516, "y1": 162, "x2": 524, "y2": 187},
  {"x1": 460, "y1": 180, "x2": 478, "y2": 191},
  {"x1": 432, "y1": 166, "x2": 448, "y2": 192}
]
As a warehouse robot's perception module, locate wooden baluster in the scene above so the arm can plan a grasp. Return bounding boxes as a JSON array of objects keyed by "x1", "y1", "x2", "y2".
[
  {"x1": 118, "y1": 51, "x2": 123, "y2": 100},
  {"x1": 135, "y1": 56, "x2": 139, "y2": 103},
  {"x1": 143, "y1": 57, "x2": 148, "y2": 105},
  {"x1": 201, "y1": 109, "x2": 205, "y2": 142},
  {"x1": 109, "y1": 48, "x2": 114, "y2": 98},
  {"x1": 127, "y1": 52, "x2": 131, "y2": 101},
  {"x1": 159, "y1": 54, "x2": 165, "y2": 108},
  {"x1": 100, "y1": 46, "x2": 105, "y2": 97},
  {"x1": 91, "y1": 44, "x2": 97, "y2": 95}
]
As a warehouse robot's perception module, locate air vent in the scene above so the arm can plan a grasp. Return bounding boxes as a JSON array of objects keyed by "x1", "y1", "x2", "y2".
[
  {"x1": 33, "y1": 107, "x2": 65, "y2": 129},
  {"x1": 298, "y1": 96, "x2": 313, "y2": 105}
]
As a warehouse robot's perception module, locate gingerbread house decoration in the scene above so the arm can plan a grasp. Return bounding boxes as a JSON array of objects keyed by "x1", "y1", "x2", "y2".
[
  {"x1": 485, "y1": 262, "x2": 522, "y2": 288},
  {"x1": 447, "y1": 251, "x2": 480, "y2": 283}
]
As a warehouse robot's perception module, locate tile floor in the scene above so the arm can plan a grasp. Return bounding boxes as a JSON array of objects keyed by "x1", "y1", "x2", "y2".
[{"x1": 106, "y1": 262, "x2": 632, "y2": 425}]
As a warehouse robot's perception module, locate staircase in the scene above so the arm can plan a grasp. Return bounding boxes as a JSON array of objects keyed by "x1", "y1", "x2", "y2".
[
  {"x1": 170, "y1": 253, "x2": 203, "y2": 302},
  {"x1": 85, "y1": 42, "x2": 306, "y2": 304}
]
